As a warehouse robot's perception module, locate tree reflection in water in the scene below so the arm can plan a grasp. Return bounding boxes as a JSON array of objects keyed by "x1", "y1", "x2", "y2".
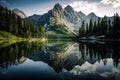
[{"x1": 0, "y1": 41, "x2": 119, "y2": 80}]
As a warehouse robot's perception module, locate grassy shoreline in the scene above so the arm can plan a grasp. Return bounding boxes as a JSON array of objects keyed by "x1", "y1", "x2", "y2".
[
  {"x1": 0, "y1": 37, "x2": 48, "y2": 43},
  {"x1": 0, "y1": 37, "x2": 47, "y2": 48},
  {"x1": 0, "y1": 31, "x2": 47, "y2": 43}
]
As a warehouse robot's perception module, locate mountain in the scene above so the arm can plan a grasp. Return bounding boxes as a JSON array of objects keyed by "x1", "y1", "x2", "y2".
[
  {"x1": 87, "y1": 12, "x2": 98, "y2": 22},
  {"x1": 38, "y1": 3, "x2": 66, "y2": 26},
  {"x1": 37, "y1": 3, "x2": 74, "y2": 34},
  {"x1": 25, "y1": 3, "x2": 98, "y2": 34},
  {"x1": 64, "y1": 5, "x2": 88, "y2": 31},
  {"x1": 64, "y1": 5, "x2": 78, "y2": 23},
  {"x1": 12, "y1": 9, "x2": 27, "y2": 18},
  {"x1": 25, "y1": 14, "x2": 41, "y2": 25}
]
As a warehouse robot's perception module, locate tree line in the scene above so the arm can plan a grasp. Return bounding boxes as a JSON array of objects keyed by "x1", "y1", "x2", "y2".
[
  {"x1": 0, "y1": 6, "x2": 47, "y2": 38},
  {"x1": 79, "y1": 13, "x2": 120, "y2": 39}
]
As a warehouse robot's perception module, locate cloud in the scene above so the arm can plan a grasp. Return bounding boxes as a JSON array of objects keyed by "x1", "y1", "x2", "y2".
[
  {"x1": 63, "y1": 60, "x2": 120, "y2": 80},
  {"x1": 69, "y1": 62, "x2": 96, "y2": 75},
  {"x1": 63, "y1": 1, "x2": 98, "y2": 15},
  {"x1": 63, "y1": 0, "x2": 120, "y2": 17},
  {"x1": 70, "y1": 0, "x2": 101, "y2": 2},
  {"x1": 100, "y1": 0, "x2": 120, "y2": 8}
]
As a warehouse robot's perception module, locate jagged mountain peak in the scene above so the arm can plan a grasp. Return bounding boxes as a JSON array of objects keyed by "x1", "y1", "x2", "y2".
[
  {"x1": 53, "y1": 3, "x2": 63, "y2": 10},
  {"x1": 87, "y1": 12, "x2": 97, "y2": 17},
  {"x1": 79, "y1": 11, "x2": 85, "y2": 16},
  {"x1": 87, "y1": 12, "x2": 98, "y2": 22},
  {"x1": 12, "y1": 8, "x2": 27, "y2": 18},
  {"x1": 64, "y1": 5, "x2": 74, "y2": 12}
]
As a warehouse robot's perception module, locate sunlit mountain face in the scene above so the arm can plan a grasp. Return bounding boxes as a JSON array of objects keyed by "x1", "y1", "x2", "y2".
[{"x1": 0, "y1": 41, "x2": 119, "y2": 80}]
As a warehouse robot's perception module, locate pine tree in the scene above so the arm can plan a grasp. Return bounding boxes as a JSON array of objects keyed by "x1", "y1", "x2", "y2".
[
  {"x1": 5, "y1": 7, "x2": 9, "y2": 31},
  {"x1": 89, "y1": 19, "x2": 93, "y2": 36},
  {"x1": 85, "y1": 23, "x2": 89, "y2": 37},
  {"x1": 106, "y1": 19, "x2": 112, "y2": 38},
  {"x1": 17, "y1": 16, "x2": 22, "y2": 36},
  {"x1": 79, "y1": 21, "x2": 85, "y2": 37},
  {"x1": 93, "y1": 21, "x2": 97, "y2": 36},
  {"x1": 96, "y1": 18, "x2": 101, "y2": 36},
  {"x1": 112, "y1": 13, "x2": 120, "y2": 39}
]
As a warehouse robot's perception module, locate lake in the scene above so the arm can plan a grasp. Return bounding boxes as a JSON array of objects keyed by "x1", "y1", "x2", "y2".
[{"x1": 0, "y1": 40, "x2": 120, "y2": 80}]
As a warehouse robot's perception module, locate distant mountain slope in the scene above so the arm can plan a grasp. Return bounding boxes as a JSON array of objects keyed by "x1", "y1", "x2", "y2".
[
  {"x1": 87, "y1": 12, "x2": 99, "y2": 22},
  {"x1": 25, "y1": 14, "x2": 41, "y2": 25}
]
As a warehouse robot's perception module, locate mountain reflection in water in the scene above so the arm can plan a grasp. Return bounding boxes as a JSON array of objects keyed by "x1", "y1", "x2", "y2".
[{"x1": 0, "y1": 41, "x2": 120, "y2": 80}]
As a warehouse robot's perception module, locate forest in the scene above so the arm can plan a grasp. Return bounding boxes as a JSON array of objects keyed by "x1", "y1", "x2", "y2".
[
  {"x1": 0, "y1": 6, "x2": 47, "y2": 38},
  {"x1": 78, "y1": 13, "x2": 120, "y2": 40}
]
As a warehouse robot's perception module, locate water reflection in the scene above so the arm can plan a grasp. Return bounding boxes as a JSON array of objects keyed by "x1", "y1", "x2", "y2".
[
  {"x1": 0, "y1": 41, "x2": 119, "y2": 80},
  {"x1": 79, "y1": 42, "x2": 120, "y2": 67},
  {"x1": 0, "y1": 41, "x2": 45, "y2": 69}
]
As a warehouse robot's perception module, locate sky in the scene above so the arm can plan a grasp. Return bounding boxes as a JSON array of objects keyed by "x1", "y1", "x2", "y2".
[{"x1": 0, "y1": 0, "x2": 120, "y2": 17}]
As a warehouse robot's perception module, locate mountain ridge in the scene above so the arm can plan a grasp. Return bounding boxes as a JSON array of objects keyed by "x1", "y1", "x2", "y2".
[{"x1": 24, "y1": 3, "x2": 102, "y2": 34}]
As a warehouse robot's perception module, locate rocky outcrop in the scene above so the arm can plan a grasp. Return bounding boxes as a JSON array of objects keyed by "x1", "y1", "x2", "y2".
[{"x1": 13, "y1": 8, "x2": 27, "y2": 18}]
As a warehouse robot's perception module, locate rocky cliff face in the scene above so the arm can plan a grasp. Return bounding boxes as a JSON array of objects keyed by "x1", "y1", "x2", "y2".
[
  {"x1": 64, "y1": 5, "x2": 87, "y2": 30},
  {"x1": 13, "y1": 9, "x2": 27, "y2": 18},
  {"x1": 25, "y1": 3, "x2": 99, "y2": 34},
  {"x1": 37, "y1": 3, "x2": 74, "y2": 34},
  {"x1": 40, "y1": 3, "x2": 67, "y2": 25}
]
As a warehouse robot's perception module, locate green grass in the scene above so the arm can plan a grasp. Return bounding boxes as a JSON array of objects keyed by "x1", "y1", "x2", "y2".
[
  {"x1": 0, "y1": 31, "x2": 48, "y2": 48},
  {"x1": 0, "y1": 31, "x2": 17, "y2": 40},
  {"x1": 0, "y1": 30, "x2": 47, "y2": 42},
  {"x1": 0, "y1": 31, "x2": 26, "y2": 44},
  {"x1": 0, "y1": 31, "x2": 21, "y2": 47}
]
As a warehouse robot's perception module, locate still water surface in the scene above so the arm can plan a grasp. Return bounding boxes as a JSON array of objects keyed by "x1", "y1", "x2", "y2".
[{"x1": 0, "y1": 41, "x2": 120, "y2": 80}]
